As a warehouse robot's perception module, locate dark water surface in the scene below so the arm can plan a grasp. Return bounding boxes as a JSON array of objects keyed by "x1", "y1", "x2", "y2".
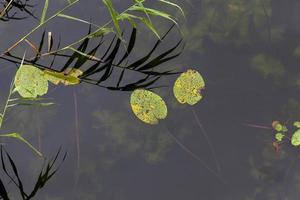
[{"x1": 1, "y1": 0, "x2": 300, "y2": 199}]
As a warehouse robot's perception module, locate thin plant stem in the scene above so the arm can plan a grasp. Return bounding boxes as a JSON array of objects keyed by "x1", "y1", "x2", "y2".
[
  {"x1": 1, "y1": 0, "x2": 80, "y2": 55},
  {"x1": 192, "y1": 108, "x2": 221, "y2": 172},
  {"x1": 162, "y1": 124, "x2": 228, "y2": 186},
  {"x1": 73, "y1": 88, "x2": 80, "y2": 169},
  {"x1": 0, "y1": 0, "x2": 14, "y2": 19}
]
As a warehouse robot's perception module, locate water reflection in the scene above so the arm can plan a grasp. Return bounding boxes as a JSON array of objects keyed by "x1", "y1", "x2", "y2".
[{"x1": 0, "y1": 0, "x2": 300, "y2": 199}]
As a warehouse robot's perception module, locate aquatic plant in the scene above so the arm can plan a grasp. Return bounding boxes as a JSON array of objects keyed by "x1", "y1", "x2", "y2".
[
  {"x1": 0, "y1": 0, "x2": 36, "y2": 21},
  {"x1": 0, "y1": 58, "x2": 54, "y2": 156},
  {"x1": 0, "y1": 0, "x2": 186, "y2": 150},
  {"x1": 0, "y1": 146, "x2": 66, "y2": 200},
  {"x1": 272, "y1": 121, "x2": 300, "y2": 148},
  {"x1": 129, "y1": 69, "x2": 205, "y2": 124},
  {"x1": 130, "y1": 89, "x2": 168, "y2": 124}
]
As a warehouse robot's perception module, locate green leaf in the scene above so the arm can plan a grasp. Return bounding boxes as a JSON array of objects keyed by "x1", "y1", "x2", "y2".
[
  {"x1": 7, "y1": 102, "x2": 54, "y2": 108},
  {"x1": 118, "y1": 13, "x2": 141, "y2": 27},
  {"x1": 128, "y1": 5, "x2": 178, "y2": 25},
  {"x1": 271, "y1": 121, "x2": 287, "y2": 132},
  {"x1": 130, "y1": 89, "x2": 167, "y2": 124},
  {"x1": 40, "y1": 0, "x2": 49, "y2": 24},
  {"x1": 89, "y1": 27, "x2": 114, "y2": 38},
  {"x1": 173, "y1": 69, "x2": 205, "y2": 105},
  {"x1": 14, "y1": 65, "x2": 49, "y2": 98},
  {"x1": 0, "y1": 133, "x2": 42, "y2": 157},
  {"x1": 102, "y1": 0, "x2": 122, "y2": 38},
  {"x1": 67, "y1": 0, "x2": 77, "y2": 3},
  {"x1": 275, "y1": 133, "x2": 284, "y2": 142},
  {"x1": 58, "y1": 14, "x2": 99, "y2": 28},
  {"x1": 44, "y1": 68, "x2": 83, "y2": 85},
  {"x1": 0, "y1": 114, "x2": 3, "y2": 127},
  {"x1": 291, "y1": 129, "x2": 300, "y2": 146},
  {"x1": 158, "y1": 0, "x2": 185, "y2": 17},
  {"x1": 294, "y1": 121, "x2": 300, "y2": 128},
  {"x1": 140, "y1": 18, "x2": 160, "y2": 39}
]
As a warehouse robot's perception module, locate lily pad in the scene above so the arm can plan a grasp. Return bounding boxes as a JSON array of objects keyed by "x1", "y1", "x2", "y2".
[
  {"x1": 14, "y1": 65, "x2": 48, "y2": 98},
  {"x1": 291, "y1": 129, "x2": 300, "y2": 146},
  {"x1": 44, "y1": 68, "x2": 83, "y2": 85},
  {"x1": 275, "y1": 133, "x2": 284, "y2": 142},
  {"x1": 173, "y1": 69, "x2": 205, "y2": 105},
  {"x1": 293, "y1": 121, "x2": 300, "y2": 128},
  {"x1": 272, "y1": 121, "x2": 288, "y2": 132},
  {"x1": 130, "y1": 89, "x2": 167, "y2": 124}
]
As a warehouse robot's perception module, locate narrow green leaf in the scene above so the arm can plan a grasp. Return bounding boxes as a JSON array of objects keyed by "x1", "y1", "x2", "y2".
[
  {"x1": 40, "y1": 0, "x2": 49, "y2": 24},
  {"x1": 158, "y1": 0, "x2": 185, "y2": 17},
  {"x1": 102, "y1": 0, "x2": 122, "y2": 38},
  {"x1": 88, "y1": 27, "x2": 114, "y2": 38},
  {"x1": 0, "y1": 133, "x2": 42, "y2": 157},
  {"x1": 141, "y1": 18, "x2": 160, "y2": 39},
  {"x1": 58, "y1": 14, "x2": 100, "y2": 27},
  {"x1": 7, "y1": 102, "x2": 54, "y2": 108},
  {"x1": 128, "y1": 5, "x2": 178, "y2": 25}
]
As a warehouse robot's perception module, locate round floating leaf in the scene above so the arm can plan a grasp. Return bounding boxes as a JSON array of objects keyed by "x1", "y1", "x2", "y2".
[
  {"x1": 130, "y1": 89, "x2": 167, "y2": 125},
  {"x1": 272, "y1": 121, "x2": 282, "y2": 131},
  {"x1": 271, "y1": 121, "x2": 288, "y2": 132},
  {"x1": 173, "y1": 69, "x2": 205, "y2": 105},
  {"x1": 14, "y1": 65, "x2": 48, "y2": 98},
  {"x1": 293, "y1": 121, "x2": 300, "y2": 128},
  {"x1": 275, "y1": 133, "x2": 284, "y2": 142},
  {"x1": 291, "y1": 129, "x2": 300, "y2": 146}
]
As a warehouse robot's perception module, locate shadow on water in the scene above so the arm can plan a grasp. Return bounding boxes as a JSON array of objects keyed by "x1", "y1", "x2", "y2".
[{"x1": 0, "y1": 0, "x2": 300, "y2": 200}]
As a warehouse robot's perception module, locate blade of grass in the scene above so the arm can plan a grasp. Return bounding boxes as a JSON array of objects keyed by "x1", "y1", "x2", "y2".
[
  {"x1": 0, "y1": 133, "x2": 42, "y2": 157},
  {"x1": 2, "y1": 0, "x2": 79, "y2": 55},
  {"x1": 102, "y1": 0, "x2": 122, "y2": 38},
  {"x1": 40, "y1": 0, "x2": 49, "y2": 24}
]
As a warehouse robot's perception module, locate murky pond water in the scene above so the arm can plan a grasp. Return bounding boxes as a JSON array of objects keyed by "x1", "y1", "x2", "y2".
[{"x1": 1, "y1": 0, "x2": 300, "y2": 199}]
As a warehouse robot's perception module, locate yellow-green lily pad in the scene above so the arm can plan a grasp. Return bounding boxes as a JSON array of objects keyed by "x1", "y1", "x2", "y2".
[
  {"x1": 130, "y1": 89, "x2": 167, "y2": 125},
  {"x1": 173, "y1": 69, "x2": 205, "y2": 105},
  {"x1": 14, "y1": 65, "x2": 48, "y2": 98},
  {"x1": 293, "y1": 121, "x2": 300, "y2": 128},
  {"x1": 291, "y1": 129, "x2": 300, "y2": 146},
  {"x1": 275, "y1": 133, "x2": 284, "y2": 142}
]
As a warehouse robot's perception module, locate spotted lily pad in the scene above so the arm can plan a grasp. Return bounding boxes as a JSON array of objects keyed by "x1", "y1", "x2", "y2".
[
  {"x1": 14, "y1": 65, "x2": 48, "y2": 98},
  {"x1": 173, "y1": 69, "x2": 205, "y2": 105},
  {"x1": 291, "y1": 129, "x2": 300, "y2": 146},
  {"x1": 44, "y1": 68, "x2": 83, "y2": 85},
  {"x1": 130, "y1": 89, "x2": 167, "y2": 124}
]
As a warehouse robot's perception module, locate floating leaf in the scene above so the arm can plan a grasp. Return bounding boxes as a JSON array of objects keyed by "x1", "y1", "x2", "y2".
[
  {"x1": 293, "y1": 121, "x2": 300, "y2": 128},
  {"x1": 291, "y1": 129, "x2": 300, "y2": 146},
  {"x1": 173, "y1": 69, "x2": 205, "y2": 105},
  {"x1": 275, "y1": 133, "x2": 284, "y2": 142},
  {"x1": 14, "y1": 65, "x2": 48, "y2": 98},
  {"x1": 44, "y1": 68, "x2": 83, "y2": 85},
  {"x1": 130, "y1": 89, "x2": 167, "y2": 124},
  {"x1": 271, "y1": 121, "x2": 288, "y2": 132}
]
